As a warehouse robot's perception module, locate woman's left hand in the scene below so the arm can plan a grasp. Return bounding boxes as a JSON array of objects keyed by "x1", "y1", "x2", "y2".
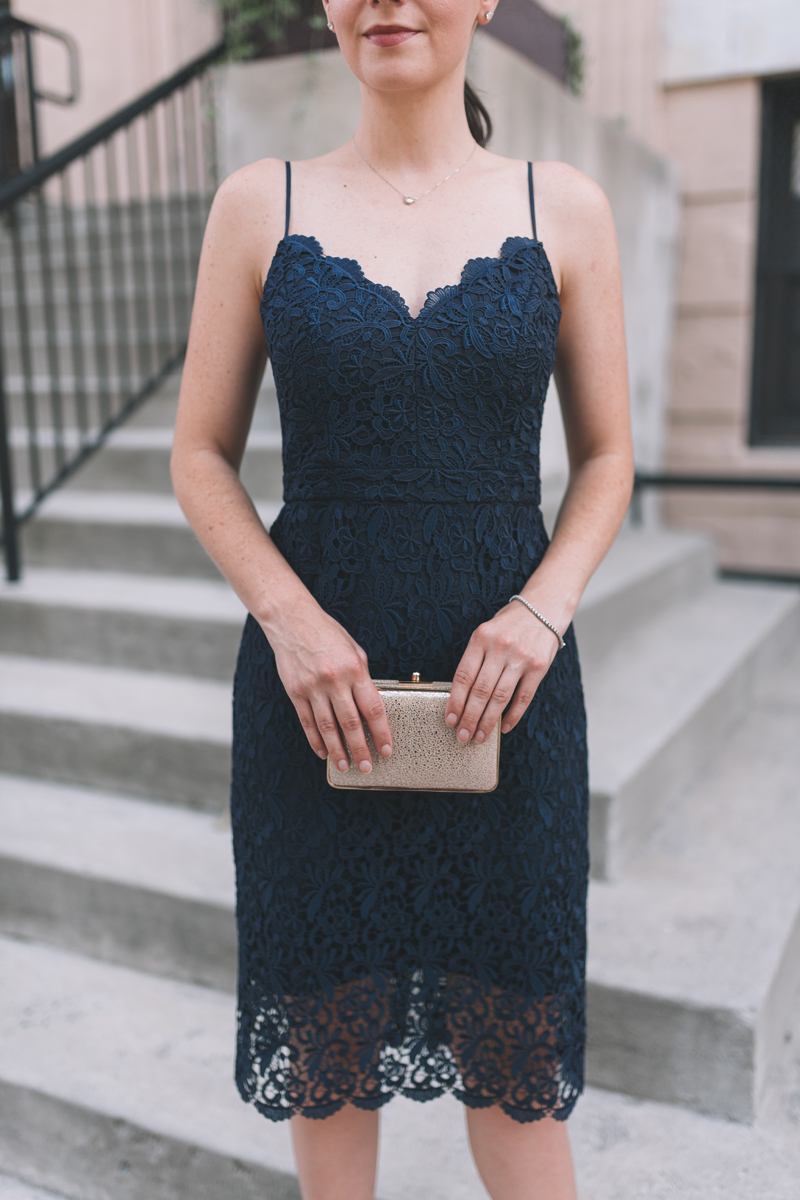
[{"x1": 444, "y1": 602, "x2": 562, "y2": 742}]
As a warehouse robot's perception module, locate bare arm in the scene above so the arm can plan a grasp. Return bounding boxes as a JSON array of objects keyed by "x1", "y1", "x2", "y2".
[
  {"x1": 170, "y1": 160, "x2": 392, "y2": 773},
  {"x1": 445, "y1": 165, "x2": 634, "y2": 742}
]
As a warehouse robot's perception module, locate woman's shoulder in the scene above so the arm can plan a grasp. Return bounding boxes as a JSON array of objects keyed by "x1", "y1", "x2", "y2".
[
  {"x1": 486, "y1": 152, "x2": 611, "y2": 225},
  {"x1": 210, "y1": 150, "x2": 344, "y2": 226},
  {"x1": 533, "y1": 160, "x2": 608, "y2": 204},
  {"x1": 533, "y1": 160, "x2": 612, "y2": 230},
  {"x1": 204, "y1": 158, "x2": 289, "y2": 275},
  {"x1": 212, "y1": 157, "x2": 287, "y2": 221}
]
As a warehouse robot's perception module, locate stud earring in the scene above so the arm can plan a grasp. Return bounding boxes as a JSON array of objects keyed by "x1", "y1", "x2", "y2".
[
  {"x1": 485, "y1": 10, "x2": 494, "y2": 20},
  {"x1": 327, "y1": 20, "x2": 334, "y2": 30}
]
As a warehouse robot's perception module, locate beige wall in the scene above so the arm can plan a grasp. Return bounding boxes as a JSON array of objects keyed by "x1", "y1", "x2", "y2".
[
  {"x1": 550, "y1": 0, "x2": 800, "y2": 572},
  {"x1": 660, "y1": 78, "x2": 800, "y2": 572},
  {"x1": 540, "y1": 0, "x2": 664, "y2": 150},
  {"x1": 662, "y1": 79, "x2": 760, "y2": 465},
  {"x1": 661, "y1": 0, "x2": 800, "y2": 85},
  {"x1": 15, "y1": 0, "x2": 219, "y2": 155}
]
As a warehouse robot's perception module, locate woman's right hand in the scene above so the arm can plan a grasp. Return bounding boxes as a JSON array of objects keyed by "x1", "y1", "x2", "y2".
[{"x1": 265, "y1": 602, "x2": 392, "y2": 775}]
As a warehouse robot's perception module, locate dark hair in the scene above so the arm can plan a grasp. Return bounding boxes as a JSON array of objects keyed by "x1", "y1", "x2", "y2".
[{"x1": 464, "y1": 80, "x2": 492, "y2": 146}]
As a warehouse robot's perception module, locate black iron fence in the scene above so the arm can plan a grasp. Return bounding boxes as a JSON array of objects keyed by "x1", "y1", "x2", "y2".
[{"x1": 0, "y1": 40, "x2": 225, "y2": 580}]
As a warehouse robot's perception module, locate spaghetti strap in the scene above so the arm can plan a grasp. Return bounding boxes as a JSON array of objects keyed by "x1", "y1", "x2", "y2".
[
  {"x1": 284, "y1": 161, "x2": 292, "y2": 239},
  {"x1": 527, "y1": 161, "x2": 537, "y2": 241}
]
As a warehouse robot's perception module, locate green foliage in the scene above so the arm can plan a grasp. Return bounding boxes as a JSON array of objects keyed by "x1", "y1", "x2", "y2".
[
  {"x1": 218, "y1": 0, "x2": 323, "y2": 60},
  {"x1": 559, "y1": 14, "x2": 584, "y2": 97}
]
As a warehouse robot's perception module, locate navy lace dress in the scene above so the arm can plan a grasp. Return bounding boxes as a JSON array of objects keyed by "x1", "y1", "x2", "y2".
[{"x1": 231, "y1": 162, "x2": 589, "y2": 1124}]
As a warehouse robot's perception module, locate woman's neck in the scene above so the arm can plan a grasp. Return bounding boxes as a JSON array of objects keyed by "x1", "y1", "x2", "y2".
[{"x1": 353, "y1": 72, "x2": 477, "y2": 175}]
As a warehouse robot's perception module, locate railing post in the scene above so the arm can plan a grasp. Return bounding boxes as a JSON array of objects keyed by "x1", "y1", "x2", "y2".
[
  {"x1": 0, "y1": 335, "x2": 20, "y2": 581},
  {"x1": 630, "y1": 477, "x2": 643, "y2": 527},
  {"x1": 0, "y1": 3, "x2": 22, "y2": 185}
]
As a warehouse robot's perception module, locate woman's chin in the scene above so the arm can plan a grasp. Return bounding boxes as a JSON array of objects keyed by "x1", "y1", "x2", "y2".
[{"x1": 353, "y1": 62, "x2": 437, "y2": 96}]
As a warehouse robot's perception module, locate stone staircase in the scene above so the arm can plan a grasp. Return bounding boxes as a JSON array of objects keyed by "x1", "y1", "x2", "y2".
[{"x1": 1, "y1": 371, "x2": 800, "y2": 1199}]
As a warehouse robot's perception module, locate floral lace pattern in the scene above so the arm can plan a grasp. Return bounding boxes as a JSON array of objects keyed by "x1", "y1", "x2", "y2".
[{"x1": 232, "y1": 233, "x2": 589, "y2": 1124}]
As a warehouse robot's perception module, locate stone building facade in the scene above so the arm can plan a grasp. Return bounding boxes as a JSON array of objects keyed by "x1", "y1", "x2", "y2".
[{"x1": 554, "y1": 0, "x2": 800, "y2": 574}]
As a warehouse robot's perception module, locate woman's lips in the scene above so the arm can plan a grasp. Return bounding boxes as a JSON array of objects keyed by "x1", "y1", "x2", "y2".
[{"x1": 364, "y1": 28, "x2": 418, "y2": 47}]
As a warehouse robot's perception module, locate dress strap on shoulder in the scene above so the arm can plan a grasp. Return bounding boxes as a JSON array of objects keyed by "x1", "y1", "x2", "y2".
[
  {"x1": 527, "y1": 161, "x2": 537, "y2": 241},
  {"x1": 284, "y1": 161, "x2": 292, "y2": 239}
]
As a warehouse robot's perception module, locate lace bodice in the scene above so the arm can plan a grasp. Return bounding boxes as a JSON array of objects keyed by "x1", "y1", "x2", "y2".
[{"x1": 262, "y1": 233, "x2": 560, "y2": 505}]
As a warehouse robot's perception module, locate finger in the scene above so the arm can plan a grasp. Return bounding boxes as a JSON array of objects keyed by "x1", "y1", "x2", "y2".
[
  {"x1": 500, "y1": 671, "x2": 541, "y2": 734},
  {"x1": 445, "y1": 640, "x2": 486, "y2": 728},
  {"x1": 294, "y1": 697, "x2": 328, "y2": 758},
  {"x1": 332, "y1": 695, "x2": 375, "y2": 774},
  {"x1": 312, "y1": 697, "x2": 351, "y2": 773},
  {"x1": 353, "y1": 679, "x2": 392, "y2": 758},
  {"x1": 474, "y1": 667, "x2": 520, "y2": 743},
  {"x1": 455, "y1": 661, "x2": 504, "y2": 742}
]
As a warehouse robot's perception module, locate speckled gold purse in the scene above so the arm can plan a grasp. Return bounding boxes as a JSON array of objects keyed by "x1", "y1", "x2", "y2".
[{"x1": 327, "y1": 675, "x2": 501, "y2": 793}]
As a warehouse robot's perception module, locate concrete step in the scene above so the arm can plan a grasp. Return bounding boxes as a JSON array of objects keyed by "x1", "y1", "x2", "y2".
[
  {"x1": 2, "y1": 640, "x2": 799, "y2": 1124},
  {"x1": 0, "y1": 530, "x2": 709, "y2": 681},
  {"x1": 586, "y1": 639, "x2": 800, "y2": 1122},
  {"x1": 0, "y1": 658, "x2": 230, "y2": 809},
  {"x1": 2, "y1": 572, "x2": 795, "y2": 852},
  {"x1": 120, "y1": 374, "x2": 280, "y2": 430},
  {"x1": 11, "y1": 428, "x2": 284, "y2": 498},
  {"x1": 6, "y1": 371, "x2": 183, "y2": 432},
  {"x1": 1, "y1": 935, "x2": 799, "y2": 1200},
  {"x1": 584, "y1": 579, "x2": 799, "y2": 878},
  {"x1": 574, "y1": 528, "x2": 714, "y2": 662},
  {"x1": 0, "y1": 570, "x2": 245, "y2": 680},
  {"x1": 0, "y1": 776, "x2": 236, "y2": 991},
  {"x1": 0, "y1": 330, "x2": 191, "y2": 379},
  {"x1": 72, "y1": 429, "x2": 282, "y2": 497},
  {"x1": 0, "y1": 937, "x2": 301, "y2": 1200},
  {"x1": 0, "y1": 1174, "x2": 72, "y2": 1200},
  {"x1": 20, "y1": 491, "x2": 281, "y2": 578},
  {"x1": 6, "y1": 369, "x2": 279, "y2": 432}
]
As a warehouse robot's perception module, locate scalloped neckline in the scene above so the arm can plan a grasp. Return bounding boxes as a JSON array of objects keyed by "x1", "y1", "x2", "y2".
[{"x1": 270, "y1": 233, "x2": 547, "y2": 322}]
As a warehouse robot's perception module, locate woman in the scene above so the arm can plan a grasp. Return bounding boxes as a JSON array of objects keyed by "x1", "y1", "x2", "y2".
[{"x1": 171, "y1": 1, "x2": 633, "y2": 1196}]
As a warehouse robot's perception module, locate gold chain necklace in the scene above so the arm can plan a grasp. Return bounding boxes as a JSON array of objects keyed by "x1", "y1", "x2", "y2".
[{"x1": 352, "y1": 137, "x2": 478, "y2": 205}]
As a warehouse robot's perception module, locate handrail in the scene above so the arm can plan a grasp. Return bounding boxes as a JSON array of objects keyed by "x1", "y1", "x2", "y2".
[
  {"x1": 634, "y1": 471, "x2": 800, "y2": 491},
  {"x1": 0, "y1": 39, "x2": 225, "y2": 580},
  {"x1": 632, "y1": 470, "x2": 800, "y2": 528},
  {"x1": 2, "y1": 12, "x2": 81, "y2": 107},
  {"x1": 28, "y1": 24, "x2": 80, "y2": 107},
  {"x1": 630, "y1": 470, "x2": 800, "y2": 583},
  {"x1": 1, "y1": 7, "x2": 82, "y2": 181},
  {"x1": 0, "y1": 40, "x2": 226, "y2": 212}
]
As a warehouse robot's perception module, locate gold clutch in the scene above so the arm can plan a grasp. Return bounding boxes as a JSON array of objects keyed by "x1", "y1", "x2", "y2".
[{"x1": 326, "y1": 675, "x2": 501, "y2": 793}]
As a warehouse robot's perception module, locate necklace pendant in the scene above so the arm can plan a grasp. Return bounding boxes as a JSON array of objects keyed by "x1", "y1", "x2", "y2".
[{"x1": 404, "y1": 196, "x2": 415, "y2": 205}]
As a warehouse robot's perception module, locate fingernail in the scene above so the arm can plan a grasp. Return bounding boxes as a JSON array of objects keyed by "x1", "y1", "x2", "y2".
[
  {"x1": 380, "y1": 744, "x2": 392, "y2": 757},
  {"x1": 501, "y1": 723, "x2": 510, "y2": 734},
  {"x1": 475, "y1": 730, "x2": 485, "y2": 743},
  {"x1": 359, "y1": 760, "x2": 372, "y2": 773},
  {"x1": 458, "y1": 728, "x2": 470, "y2": 742},
  {"x1": 445, "y1": 713, "x2": 457, "y2": 726},
  {"x1": 338, "y1": 759, "x2": 349, "y2": 772}
]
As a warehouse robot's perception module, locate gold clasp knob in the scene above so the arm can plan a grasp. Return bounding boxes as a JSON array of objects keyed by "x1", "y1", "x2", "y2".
[{"x1": 412, "y1": 671, "x2": 420, "y2": 683}]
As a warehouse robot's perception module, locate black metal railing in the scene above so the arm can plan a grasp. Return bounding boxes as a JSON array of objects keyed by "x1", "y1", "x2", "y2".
[
  {"x1": 0, "y1": 2, "x2": 81, "y2": 184},
  {"x1": 632, "y1": 470, "x2": 800, "y2": 583},
  {"x1": 0, "y1": 40, "x2": 225, "y2": 580}
]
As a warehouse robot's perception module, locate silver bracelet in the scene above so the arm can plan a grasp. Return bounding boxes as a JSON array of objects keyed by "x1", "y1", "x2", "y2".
[{"x1": 508, "y1": 595, "x2": 566, "y2": 650}]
